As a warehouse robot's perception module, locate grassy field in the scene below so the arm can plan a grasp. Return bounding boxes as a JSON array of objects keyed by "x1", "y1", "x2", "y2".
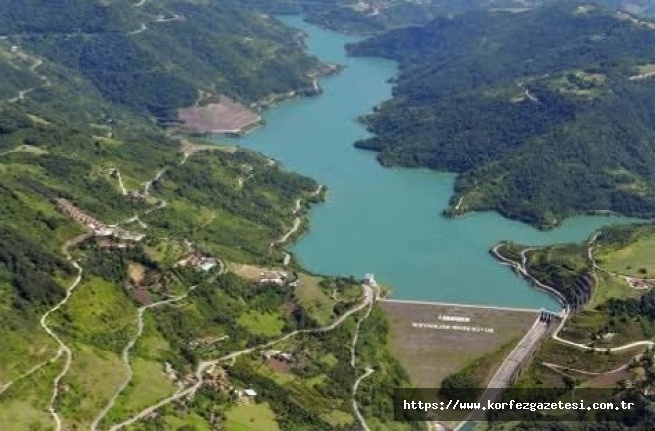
[
  {"x1": 58, "y1": 345, "x2": 126, "y2": 428},
  {"x1": 132, "y1": 313, "x2": 171, "y2": 360},
  {"x1": 320, "y1": 409, "x2": 355, "y2": 428},
  {"x1": 228, "y1": 267, "x2": 338, "y2": 326},
  {"x1": 295, "y1": 274, "x2": 336, "y2": 326},
  {"x1": 229, "y1": 263, "x2": 273, "y2": 281},
  {"x1": 636, "y1": 63, "x2": 655, "y2": 74},
  {"x1": 0, "y1": 323, "x2": 58, "y2": 384},
  {"x1": 516, "y1": 338, "x2": 644, "y2": 390},
  {"x1": 46, "y1": 275, "x2": 138, "y2": 427},
  {"x1": 380, "y1": 301, "x2": 537, "y2": 387},
  {"x1": 586, "y1": 272, "x2": 642, "y2": 309},
  {"x1": 0, "y1": 355, "x2": 62, "y2": 431},
  {"x1": 225, "y1": 403, "x2": 280, "y2": 431},
  {"x1": 103, "y1": 357, "x2": 177, "y2": 427},
  {"x1": 538, "y1": 340, "x2": 641, "y2": 373},
  {"x1": 237, "y1": 311, "x2": 285, "y2": 337},
  {"x1": 159, "y1": 411, "x2": 214, "y2": 431},
  {"x1": 52, "y1": 276, "x2": 138, "y2": 353},
  {"x1": 596, "y1": 229, "x2": 655, "y2": 277}
]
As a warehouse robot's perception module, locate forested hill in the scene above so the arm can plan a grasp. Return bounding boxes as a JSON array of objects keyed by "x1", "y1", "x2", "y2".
[
  {"x1": 349, "y1": 4, "x2": 655, "y2": 228},
  {"x1": 242, "y1": 0, "x2": 655, "y2": 34},
  {"x1": 0, "y1": 0, "x2": 321, "y2": 123}
]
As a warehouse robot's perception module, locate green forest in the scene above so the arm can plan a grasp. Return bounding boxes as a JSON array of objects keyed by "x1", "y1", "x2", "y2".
[
  {"x1": 0, "y1": 1, "x2": 419, "y2": 428},
  {"x1": 0, "y1": 0, "x2": 321, "y2": 122},
  {"x1": 244, "y1": 0, "x2": 655, "y2": 35},
  {"x1": 349, "y1": 4, "x2": 655, "y2": 227}
]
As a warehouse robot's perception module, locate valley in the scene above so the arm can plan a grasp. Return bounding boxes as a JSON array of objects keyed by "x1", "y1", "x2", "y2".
[{"x1": 2, "y1": 1, "x2": 655, "y2": 431}]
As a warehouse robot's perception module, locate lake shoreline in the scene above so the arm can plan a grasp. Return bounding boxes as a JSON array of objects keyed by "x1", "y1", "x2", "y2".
[{"x1": 214, "y1": 16, "x2": 642, "y2": 310}]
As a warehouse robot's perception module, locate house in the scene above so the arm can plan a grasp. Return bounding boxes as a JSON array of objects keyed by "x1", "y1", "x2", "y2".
[
  {"x1": 199, "y1": 260, "x2": 217, "y2": 272},
  {"x1": 244, "y1": 388, "x2": 257, "y2": 398},
  {"x1": 175, "y1": 253, "x2": 218, "y2": 271},
  {"x1": 259, "y1": 270, "x2": 287, "y2": 285},
  {"x1": 262, "y1": 350, "x2": 294, "y2": 363}
]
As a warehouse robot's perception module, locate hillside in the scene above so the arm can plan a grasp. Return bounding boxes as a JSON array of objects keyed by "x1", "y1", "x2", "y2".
[
  {"x1": 0, "y1": 2, "x2": 418, "y2": 430},
  {"x1": 243, "y1": 0, "x2": 655, "y2": 34},
  {"x1": 472, "y1": 223, "x2": 655, "y2": 429},
  {"x1": 349, "y1": 4, "x2": 655, "y2": 228},
  {"x1": 0, "y1": 0, "x2": 323, "y2": 123},
  {"x1": 0, "y1": 104, "x2": 415, "y2": 430}
]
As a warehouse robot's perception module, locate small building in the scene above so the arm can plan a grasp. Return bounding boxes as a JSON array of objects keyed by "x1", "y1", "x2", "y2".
[
  {"x1": 262, "y1": 350, "x2": 294, "y2": 363},
  {"x1": 244, "y1": 388, "x2": 257, "y2": 398},
  {"x1": 363, "y1": 273, "x2": 377, "y2": 286},
  {"x1": 200, "y1": 261, "x2": 217, "y2": 272},
  {"x1": 259, "y1": 270, "x2": 288, "y2": 285},
  {"x1": 262, "y1": 350, "x2": 280, "y2": 360},
  {"x1": 95, "y1": 227, "x2": 114, "y2": 236}
]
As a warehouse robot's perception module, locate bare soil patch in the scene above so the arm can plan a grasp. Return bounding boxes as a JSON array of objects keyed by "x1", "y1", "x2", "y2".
[
  {"x1": 128, "y1": 263, "x2": 146, "y2": 285},
  {"x1": 380, "y1": 301, "x2": 537, "y2": 387},
  {"x1": 178, "y1": 96, "x2": 261, "y2": 134},
  {"x1": 583, "y1": 368, "x2": 631, "y2": 388},
  {"x1": 133, "y1": 287, "x2": 151, "y2": 306},
  {"x1": 266, "y1": 358, "x2": 291, "y2": 374}
]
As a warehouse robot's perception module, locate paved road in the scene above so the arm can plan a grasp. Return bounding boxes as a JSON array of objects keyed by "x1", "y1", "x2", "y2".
[
  {"x1": 486, "y1": 318, "x2": 548, "y2": 389},
  {"x1": 454, "y1": 317, "x2": 549, "y2": 430},
  {"x1": 378, "y1": 298, "x2": 542, "y2": 314}
]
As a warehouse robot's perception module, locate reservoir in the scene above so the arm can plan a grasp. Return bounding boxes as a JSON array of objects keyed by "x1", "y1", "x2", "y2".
[{"x1": 221, "y1": 16, "x2": 638, "y2": 310}]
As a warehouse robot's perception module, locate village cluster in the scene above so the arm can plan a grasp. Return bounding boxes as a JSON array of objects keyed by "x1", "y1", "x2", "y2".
[{"x1": 56, "y1": 199, "x2": 145, "y2": 241}]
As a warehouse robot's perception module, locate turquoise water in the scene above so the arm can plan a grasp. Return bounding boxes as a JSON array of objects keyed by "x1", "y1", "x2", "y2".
[{"x1": 220, "y1": 16, "x2": 640, "y2": 310}]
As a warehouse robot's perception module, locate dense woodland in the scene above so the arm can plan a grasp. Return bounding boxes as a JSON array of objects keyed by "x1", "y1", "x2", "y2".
[
  {"x1": 349, "y1": 4, "x2": 655, "y2": 227},
  {"x1": 0, "y1": 0, "x2": 320, "y2": 122},
  {"x1": 5, "y1": 0, "x2": 655, "y2": 429},
  {"x1": 246, "y1": 0, "x2": 655, "y2": 34}
]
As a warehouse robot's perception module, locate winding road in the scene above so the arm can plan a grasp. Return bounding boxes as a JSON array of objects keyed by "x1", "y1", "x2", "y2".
[
  {"x1": 128, "y1": 22, "x2": 148, "y2": 36},
  {"x1": 493, "y1": 242, "x2": 655, "y2": 353},
  {"x1": 350, "y1": 286, "x2": 375, "y2": 431},
  {"x1": 272, "y1": 184, "x2": 322, "y2": 247},
  {"x1": 6, "y1": 55, "x2": 49, "y2": 104},
  {"x1": 107, "y1": 284, "x2": 374, "y2": 430},
  {"x1": 112, "y1": 168, "x2": 128, "y2": 196},
  {"x1": 143, "y1": 167, "x2": 167, "y2": 197},
  {"x1": 352, "y1": 367, "x2": 374, "y2": 431},
  {"x1": 91, "y1": 283, "x2": 203, "y2": 430},
  {"x1": 40, "y1": 259, "x2": 84, "y2": 431}
]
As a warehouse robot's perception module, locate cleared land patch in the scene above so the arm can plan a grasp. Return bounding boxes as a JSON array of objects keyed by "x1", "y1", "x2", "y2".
[
  {"x1": 380, "y1": 301, "x2": 537, "y2": 387},
  {"x1": 237, "y1": 311, "x2": 285, "y2": 337},
  {"x1": 225, "y1": 402, "x2": 280, "y2": 431},
  {"x1": 178, "y1": 96, "x2": 261, "y2": 135},
  {"x1": 596, "y1": 232, "x2": 655, "y2": 277},
  {"x1": 294, "y1": 274, "x2": 337, "y2": 326}
]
